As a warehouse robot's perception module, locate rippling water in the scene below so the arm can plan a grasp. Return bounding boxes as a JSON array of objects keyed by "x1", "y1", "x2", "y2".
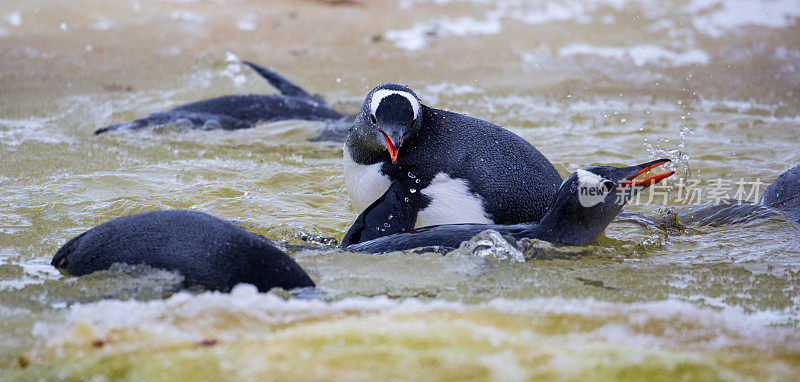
[{"x1": 1, "y1": 0, "x2": 799, "y2": 379}]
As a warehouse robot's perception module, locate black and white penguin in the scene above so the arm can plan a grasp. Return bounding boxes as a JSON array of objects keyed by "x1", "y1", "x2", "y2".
[
  {"x1": 51, "y1": 210, "x2": 315, "y2": 292},
  {"x1": 344, "y1": 84, "x2": 562, "y2": 230},
  {"x1": 51, "y1": 162, "x2": 800, "y2": 292},
  {"x1": 345, "y1": 159, "x2": 675, "y2": 253},
  {"x1": 51, "y1": 161, "x2": 671, "y2": 292},
  {"x1": 95, "y1": 61, "x2": 353, "y2": 140}
]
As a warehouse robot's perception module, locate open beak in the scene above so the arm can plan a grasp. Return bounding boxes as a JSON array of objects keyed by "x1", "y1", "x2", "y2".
[
  {"x1": 618, "y1": 159, "x2": 675, "y2": 190},
  {"x1": 380, "y1": 131, "x2": 403, "y2": 164}
]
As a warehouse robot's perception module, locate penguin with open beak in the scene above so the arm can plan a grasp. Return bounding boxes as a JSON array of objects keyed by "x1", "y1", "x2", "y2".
[{"x1": 344, "y1": 84, "x2": 563, "y2": 230}]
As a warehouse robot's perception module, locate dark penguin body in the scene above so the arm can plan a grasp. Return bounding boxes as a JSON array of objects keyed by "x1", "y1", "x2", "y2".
[
  {"x1": 666, "y1": 164, "x2": 800, "y2": 227},
  {"x1": 51, "y1": 210, "x2": 314, "y2": 292},
  {"x1": 345, "y1": 84, "x2": 562, "y2": 231},
  {"x1": 761, "y1": 164, "x2": 800, "y2": 223},
  {"x1": 51, "y1": 162, "x2": 800, "y2": 292},
  {"x1": 96, "y1": 61, "x2": 353, "y2": 139},
  {"x1": 345, "y1": 159, "x2": 675, "y2": 253}
]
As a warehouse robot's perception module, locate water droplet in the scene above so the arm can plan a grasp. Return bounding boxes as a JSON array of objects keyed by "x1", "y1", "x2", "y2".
[
  {"x1": 620, "y1": 118, "x2": 626, "y2": 123},
  {"x1": 407, "y1": 172, "x2": 415, "y2": 178},
  {"x1": 388, "y1": 214, "x2": 394, "y2": 220},
  {"x1": 404, "y1": 197, "x2": 409, "y2": 202},
  {"x1": 384, "y1": 222, "x2": 390, "y2": 227},
  {"x1": 415, "y1": 179, "x2": 420, "y2": 183},
  {"x1": 410, "y1": 189, "x2": 417, "y2": 193}
]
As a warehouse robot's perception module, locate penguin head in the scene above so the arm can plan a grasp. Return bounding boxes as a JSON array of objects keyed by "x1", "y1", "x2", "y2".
[
  {"x1": 350, "y1": 84, "x2": 423, "y2": 164},
  {"x1": 541, "y1": 159, "x2": 674, "y2": 244}
]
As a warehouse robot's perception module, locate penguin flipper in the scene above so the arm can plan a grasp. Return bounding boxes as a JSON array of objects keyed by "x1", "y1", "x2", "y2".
[
  {"x1": 95, "y1": 120, "x2": 147, "y2": 135},
  {"x1": 242, "y1": 61, "x2": 315, "y2": 100},
  {"x1": 341, "y1": 181, "x2": 420, "y2": 247}
]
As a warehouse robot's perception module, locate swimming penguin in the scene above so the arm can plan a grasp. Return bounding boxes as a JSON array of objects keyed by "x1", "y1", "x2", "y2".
[
  {"x1": 345, "y1": 159, "x2": 675, "y2": 253},
  {"x1": 51, "y1": 162, "x2": 800, "y2": 292},
  {"x1": 51, "y1": 160, "x2": 669, "y2": 293},
  {"x1": 761, "y1": 164, "x2": 800, "y2": 223},
  {"x1": 344, "y1": 84, "x2": 562, "y2": 231},
  {"x1": 653, "y1": 164, "x2": 800, "y2": 227},
  {"x1": 51, "y1": 210, "x2": 315, "y2": 292},
  {"x1": 95, "y1": 61, "x2": 353, "y2": 140}
]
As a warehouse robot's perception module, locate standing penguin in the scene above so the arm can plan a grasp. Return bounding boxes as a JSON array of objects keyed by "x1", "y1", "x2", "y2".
[{"x1": 344, "y1": 84, "x2": 562, "y2": 231}]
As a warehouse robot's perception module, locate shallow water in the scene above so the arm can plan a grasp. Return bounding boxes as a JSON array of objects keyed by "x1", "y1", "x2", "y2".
[{"x1": 1, "y1": 0, "x2": 799, "y2": 379}]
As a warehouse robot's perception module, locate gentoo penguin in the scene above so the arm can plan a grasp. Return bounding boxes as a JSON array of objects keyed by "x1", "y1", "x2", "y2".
[
  {"x1": 51, "y1": 210, "x2": 314, "y2": 292},
  {"x1": 659, "y1": 164, "x2": 800, "y2": 227},
  {"x1": 344, "y1": 84, "x2": 562, "y2": 230},
  {"x1": 95, "y1": 61, "x2": 353, "y2": 140},
  {"x1": 51, "y1": 160, "x2": 670, "y2": 293},
  {"x1": 345, "y1": 159, "x2": 675, "y2": 253},
  {"x1": 51, "y1": 162, "x2": 800, "y2": 292}
]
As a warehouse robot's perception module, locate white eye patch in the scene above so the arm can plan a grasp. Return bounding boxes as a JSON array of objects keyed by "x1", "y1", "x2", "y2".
[
  {"x1": 576, "y1": 169, "x2": 610, "y2": 207},
  {"x1": 370, "y1": 89, "x2": 420, "y2": 120},
  {"x1": 576, "y1": 169, "x2": 605, "y2": 188}
]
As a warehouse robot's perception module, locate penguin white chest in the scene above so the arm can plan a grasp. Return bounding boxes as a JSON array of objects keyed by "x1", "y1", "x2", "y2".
[
  {"x1": 416, "y1": 173, "x2": 492, "y2": 228},
  {"x1": 343, "y1": 147, "x2": 391, "y2": 212}
]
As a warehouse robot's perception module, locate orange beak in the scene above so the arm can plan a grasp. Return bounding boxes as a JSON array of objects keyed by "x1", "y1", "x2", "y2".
[
  {"x1": 618, "y1": 159, "x2": 675, "y2": 190},
  {"x1": 381, "y1": 132, "x2": 402, "y2": 164}
]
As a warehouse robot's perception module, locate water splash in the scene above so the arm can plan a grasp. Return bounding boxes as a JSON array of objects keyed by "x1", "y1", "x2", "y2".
[{"x1": 449, "y1": 230, "x2": 525, "y2": 263}]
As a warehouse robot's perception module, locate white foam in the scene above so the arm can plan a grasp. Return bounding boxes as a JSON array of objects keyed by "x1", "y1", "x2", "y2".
[
  {"x1": 169, "y1": 10, "x2": 206, "y2": 24},
  {"x1": 91, "y1": 18, "x2": 116, "y2": 31},
  {"x1": 385, "y1": 16, "x2": 501, "y2": 50},
  {"x1": 236, "y1": 13, "x2": 259, "y2": 31},
  {"x1": 686, "y1": 0, "x2": 800, "y2": 36},
  {"x1": 558, "y1": 43, "x2": 710, "y2": 67},
  {"x1": 389, "y1": 0, "x2": 800, "y2": 52},
  {"x1": 32, "y1": 292, "x2": 800, "y2": 352},
  {"x1": 3, "y1": 11, "x2": 22, "y2": 27},
  {"x1": 420, "y1": 82, "x2": 484, "y2": 104},
  {"x1": 219, "y1": 52, "x2": 246, "y2": 87}
]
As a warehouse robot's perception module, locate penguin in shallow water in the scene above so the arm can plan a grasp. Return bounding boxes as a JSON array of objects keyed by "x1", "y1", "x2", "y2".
[
  {"x1": 95, "y1": 61, "x2": 353, "y2": 140},
  {"x1": 761, "y1": 164, "x2": 800, "y2": 223},
  {"x1": 51, "y1": 161, "x2": 800, "y2": 292},
  {"x1": 651, "y1": 164, "x2": 800, "y2": 227},
  {"x1": 51, "y1": 210, "x2": 314, "y2": 292},
  {"x1": 344, "y1": 84, "x2": 562, "y2": 230},
  {"x1": 51, "y1": 160, "x2": 671, "y2": 291},
  {"x1": 344, "y1": 159, "x2": 675, "y2": 252}
]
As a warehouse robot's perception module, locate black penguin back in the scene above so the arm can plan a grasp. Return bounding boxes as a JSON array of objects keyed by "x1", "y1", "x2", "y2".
[
  {"x1": 761, "y1": 164, "x2": 800, "y2": 223},
  {"x1": 52, "y1": 210, "x2": 315, "y2": 292},
  {"x1": 383, "y1": 107, "x2": 561, "y2": 224}
]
